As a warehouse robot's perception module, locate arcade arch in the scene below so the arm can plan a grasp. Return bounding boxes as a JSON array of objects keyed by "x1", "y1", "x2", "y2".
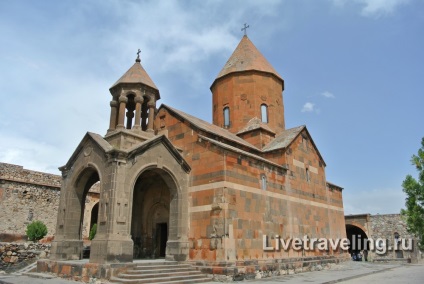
[{"x1": 346, "y1": 224, "x2": 368, "y2": 254}]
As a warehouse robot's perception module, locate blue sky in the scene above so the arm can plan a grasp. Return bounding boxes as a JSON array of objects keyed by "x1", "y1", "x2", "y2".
[{"x1": 0, "y1": 0, "x2": 422, "y2": 215}]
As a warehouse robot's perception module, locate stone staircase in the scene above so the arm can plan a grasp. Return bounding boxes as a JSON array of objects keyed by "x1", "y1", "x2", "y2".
[{"x1": 110, "y1": 261, "x2": 212, "y2": 284}]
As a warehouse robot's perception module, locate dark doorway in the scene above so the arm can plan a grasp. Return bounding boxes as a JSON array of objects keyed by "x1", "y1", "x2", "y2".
[
  {"x1": 131, "y1": 169, "x2": 171, "y2": 259},
  {"x1": 156, "y1": 223, "x2": 168, "y2": 257},
  {"x1": 346, "y1": 224, "x2": 368, "y2": 259}
]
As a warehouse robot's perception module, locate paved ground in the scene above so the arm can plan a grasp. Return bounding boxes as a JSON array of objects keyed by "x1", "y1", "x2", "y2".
[
  {"x1": 342, "y1": 264, "x2": 424, "y2": 284},
  {"x1": 245, "y1": 261, "x2": 403, "y2": 283},
  {"x1": 0, "y1": 261, "x2": 422, "y2": 283},
  {"x1": 0, "y1": 273, "x2": 81, "y2": 284}
]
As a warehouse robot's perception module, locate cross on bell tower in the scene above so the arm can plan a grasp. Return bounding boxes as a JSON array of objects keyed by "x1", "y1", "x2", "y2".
[{"x1": 136, "y1": 49, "x2": 141, "y2": 62}]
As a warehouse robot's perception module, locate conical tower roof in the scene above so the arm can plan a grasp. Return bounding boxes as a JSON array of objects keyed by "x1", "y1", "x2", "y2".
[
  {"x1": 110, "y1": 58, "x2": 158, "y2": 91},
  {"x1": 214, "y1": 35, "x2": 283, "y2": 82}
]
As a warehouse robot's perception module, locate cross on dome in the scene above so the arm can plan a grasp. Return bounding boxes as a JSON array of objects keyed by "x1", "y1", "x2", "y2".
[{"x1": 241, "y1": 23, "x2": 250, "y2": 36}]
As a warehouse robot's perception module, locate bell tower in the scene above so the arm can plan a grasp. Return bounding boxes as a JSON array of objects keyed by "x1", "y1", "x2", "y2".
[
  {"x1": 108, "y1": 50, "x2": 160, "y2": 134},
  {"x1": 210, "y1": 35, "x2": 285, "y2": 141}
]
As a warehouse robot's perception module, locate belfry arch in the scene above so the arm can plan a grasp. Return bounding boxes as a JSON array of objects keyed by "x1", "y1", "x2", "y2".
[{"x1": 108, "y1": 53, "x2": 159, "y2": 133}]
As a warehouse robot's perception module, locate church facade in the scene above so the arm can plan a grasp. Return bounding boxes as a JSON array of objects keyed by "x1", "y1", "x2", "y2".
[{"x1": 49, "y1": 35, "x2": 347, "y2": 274}]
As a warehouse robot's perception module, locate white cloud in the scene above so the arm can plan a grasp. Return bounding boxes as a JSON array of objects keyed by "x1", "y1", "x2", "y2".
[
  {"x1": 301, "y1": 102, "x2": 315, "y2": 112},
  {"x1": 331, "y1": 0, "x2": 410, "y2": 17},
  {"x1": 0, "y1": 0, "x2": 288, "y2": 174},
  {"x1": 0, "y1": 135, "x2": 64, "y2": 174},
  {"x1": 360, "y1": 0, "x2": 410, "y2": 17},
  {"x1": 321, "y1": 91, "x2": 335, "y2": 98},
  {"x1": 105, "y1": 0, "x2": 283, "y2": 74},
  {"x1": 343, "y1": 187, "x2": 406, "y2": 215}
]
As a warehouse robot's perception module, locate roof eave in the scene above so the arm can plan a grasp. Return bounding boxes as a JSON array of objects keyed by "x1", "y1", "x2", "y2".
[
  {"x1": 159, "y1": 104, "x2": 261, "y2": 153},
  {"x1": 237, "y1": 126, "x2": 276, "y2": 137},
  {"x1": 210, "y1": 70, "x2": 284, "y2": 91},
  {"x1": 198, "y1": 135, "x2": 287, "y2": 171}
]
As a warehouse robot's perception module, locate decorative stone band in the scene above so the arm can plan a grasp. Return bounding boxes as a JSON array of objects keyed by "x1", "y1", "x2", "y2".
[
  {"x1": 0, "y1": 176, "x2": 60, "y2": 189},
  {"x1": 188, "y1": 181, "x2": 344, "y2": 213}
]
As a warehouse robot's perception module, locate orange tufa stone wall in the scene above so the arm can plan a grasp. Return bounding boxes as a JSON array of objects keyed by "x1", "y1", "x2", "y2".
[
  {"x1": 155, "y1": 107, "x2": 346, "y2": 268},
  {"x1": 237, "y1": 128, "x2": 276, "y2": 149},
  {"x1": 211, "y1": 72, "x2": 285, "y2": 134}
]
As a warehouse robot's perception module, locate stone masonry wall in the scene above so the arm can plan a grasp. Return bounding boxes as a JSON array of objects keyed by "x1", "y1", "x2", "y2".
[
  {"x1": 0, "y1": 242, "x2": 50, "y2": 272},
  {"x1": 0, "y1": 163, "x2": 100, "y2": 241},
  {"x1": 0, "y1": 163, "x2": 61, "y2": 239},
  {"x1": 158, "y1": 106, "x2": 347, "y2": 269},
  {"x1": 369, "y1": 214, "x2": 416, "y2": 260}
]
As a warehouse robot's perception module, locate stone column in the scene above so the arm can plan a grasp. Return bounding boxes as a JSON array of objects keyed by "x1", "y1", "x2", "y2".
[
  {"x1": 147, "y1": 100, "x2": 156, "y2": 132},
  {"x1": 141, "y1": 103, "x2": 148, "y2": 130},
  {"x1": 116, "y1": 95, "x2": 128, "y2": 129},
  {"x1": 108, "y1": 100, "x2": 118, "y2": 132},
  {"x1": 133, "y1": 96, "x2": 144, "y2": 130},
  {"x1": 90, "y1": 161, "x2": 133, "y2": 264},
  {"x1": 50, "y1": 170, "x2": 84, "y2": 260},
  {"x1": 126, "y1": 111, "x2": 134, "y2": 129}
]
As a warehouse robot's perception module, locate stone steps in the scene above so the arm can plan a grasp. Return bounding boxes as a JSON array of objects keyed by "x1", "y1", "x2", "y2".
[
  {"x1": 110, "y1": 261, "x2": 211, "y2": 284},
  {"x1": 13, "y1": 261, "x2": 37, "y2": 275}
]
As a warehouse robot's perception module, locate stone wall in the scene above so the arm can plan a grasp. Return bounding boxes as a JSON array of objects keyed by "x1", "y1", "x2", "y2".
[
  {"x1": 0, "y1": 162, "x2": 99, "y2": 241},
  {"x1": 158, "y1": 106, "x2": 347, "y2": 266},
  {"x1": 0, "y1": 163, "x2": 61, "y2": 239},
  {"x1": 0, "y1": 242, "x2": 50, "y2": 272},
  {"x1": 368, "y1": 214, "x2": 416, "y2": 260}
]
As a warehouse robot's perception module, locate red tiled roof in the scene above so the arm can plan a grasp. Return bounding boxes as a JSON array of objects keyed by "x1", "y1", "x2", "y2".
[
  {"x1": 263, "y1": 125, "x2": 326, "y2": 166},
  {"x1": 110, "y1": 61, "x2": 158, "y2": 90},
  {"x1": 262, "y1": 125, "x2": 305, "y2": 152},
  {"x1": 237, "y1": 117, "x2": 276, "y2": 135},
  {"x1": 160, "y1": 104, "x2": 260, "y2": 152},
  {"x1": 160, "y1": 105, "x2": 326, "y2": 167},
  {"x1": 327, "y1": 181, "x2": 344, "y2": 190},
  {"x1": 198, "y1": 135, "x2": 286, "y2": 170},
  {"x1": 214, "y1": 35, "x2": 283, "y2": 83}
]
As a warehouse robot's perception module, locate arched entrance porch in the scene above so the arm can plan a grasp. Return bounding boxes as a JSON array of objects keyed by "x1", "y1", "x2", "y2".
[{"x1": 131, "y1": 168, "x2": 176, "y2": 259}]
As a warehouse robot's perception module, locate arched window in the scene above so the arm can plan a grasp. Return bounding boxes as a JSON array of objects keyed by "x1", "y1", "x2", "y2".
[
  {"x1": 261, "y1": 174, "x2": 267, "y2": 190},
  {"x1": 261, "y1": 104, "x2": 268, "y2": 123},
  {"x1": 394, "y1": 232, "x2": 400, "y2": 244},
  {"x1": 223, "y1": 107, "x2": 230, "y2": 127}
]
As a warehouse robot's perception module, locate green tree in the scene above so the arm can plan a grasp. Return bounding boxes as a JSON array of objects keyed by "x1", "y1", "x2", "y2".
[
  {"x1": 89, "y1": 223, "x2": 97, "y2": 240},
  {"x1": 401, "y1": 137, "x2": 424, "y2": 249},
  {"x1": 26, "y1": 220, "x2": 48, "y2": 242}
]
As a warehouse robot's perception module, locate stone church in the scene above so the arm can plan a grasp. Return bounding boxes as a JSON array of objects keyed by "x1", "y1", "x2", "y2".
[{"x1": 48, "y1": 35, "x2": 347, "y2": 275}]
